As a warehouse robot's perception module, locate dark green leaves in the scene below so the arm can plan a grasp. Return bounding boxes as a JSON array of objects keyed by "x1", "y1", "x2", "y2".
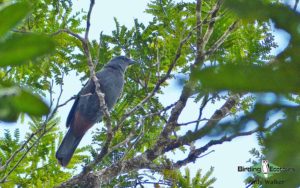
[
  {"x1": 196, "y1": 0, "x2": 300, "y2": 94},
  {"x1": 225, "y1": 0, "x2": 300, "y2": 64},
  {"x1": 0, "y1": 87, "x2": 49, "y2": 122},
  {"x1": 196, "y1": 64, "x2": 300, "y2": 93},
  {"x1": 225, "y1": 0, "x2": 300, "y2": 42},
  {"x1": 264, "y1": 109, "x2": 300, "y2": 188},
  {"x1": 0, "y1": 34, "x2": 55, "y2": 67},
  {"x1": 0, "y1": 2, "x2": 30, "y2": 37},
  {"x1": 0, "y1": 2, "x2": 55, "y2": 122}
]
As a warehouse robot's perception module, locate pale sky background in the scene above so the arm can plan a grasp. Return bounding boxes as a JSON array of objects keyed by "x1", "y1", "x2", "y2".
[{"x1": 1, "y1": 0, "x2": 292, "y2": 187}]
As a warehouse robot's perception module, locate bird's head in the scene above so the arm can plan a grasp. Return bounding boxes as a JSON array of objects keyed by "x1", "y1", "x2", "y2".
[{"x1": 106, "y1": 56, "x2": 136, "y2": 72}]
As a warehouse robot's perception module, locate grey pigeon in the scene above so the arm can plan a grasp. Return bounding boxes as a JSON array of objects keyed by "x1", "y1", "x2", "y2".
[{"x1": 56, "y1": 56, "x2": 135, "y2": 166}]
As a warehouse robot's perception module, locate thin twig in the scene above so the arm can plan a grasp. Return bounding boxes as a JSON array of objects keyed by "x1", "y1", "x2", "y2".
[
  {"x1": 205, "y1": 20, "x2": 238, "y2": 56},
  {"x1": 178, "y1": 117, "x2": 221, "y2": 126},
  {"x1": 195, "y1": 95, "x2": 209, "y2": 131},
  {"x1": 85, "y1": 0, "x2": 94, "y2": 40},
  {"x1": 143, "y1": 102, "x2": 176, "y2": 119},
  {"x1": 57, "y1": 95, "x2": 77, "y2": 108},
  {"x1": 50, "y1": 29, "x2": 85, "y2": 43},
  {"x1": 174, "y1": 128, "x2": 260, "y2": 168}
]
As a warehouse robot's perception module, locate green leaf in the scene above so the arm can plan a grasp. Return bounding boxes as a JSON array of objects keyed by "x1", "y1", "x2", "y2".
[
  {"x1": 0, "y1": 2, "x2": 31, "y2": 37},
  {"x1": 13, "y1": 89, "x2": 49, "y2": 115},
  {"x1": 264, "y1": 109, "x2": 300, "y2": 188},
  {"x1": 195, "y1": 64, "x2": 300, "y2": 93},
  {"x1": 0, "y1": 87, "x2": 49, "y2": 122},
  {"x1": 0, "y1": 34, "x2": 55, "y2": 67}
]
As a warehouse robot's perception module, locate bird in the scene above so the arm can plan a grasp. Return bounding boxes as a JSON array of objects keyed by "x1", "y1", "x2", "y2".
[{"x1": 56, "y1": 56, "x2": 136, "y2": 167}]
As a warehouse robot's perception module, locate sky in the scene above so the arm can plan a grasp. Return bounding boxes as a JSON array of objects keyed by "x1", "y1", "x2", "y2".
[{"x1": 1, "y1": 0, "x2": 292, "y2": 187}]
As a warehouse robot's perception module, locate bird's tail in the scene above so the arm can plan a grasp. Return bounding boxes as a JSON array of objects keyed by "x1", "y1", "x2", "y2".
[{"x1": 56, "y1": 129, "x2": 83, "y2": 167}]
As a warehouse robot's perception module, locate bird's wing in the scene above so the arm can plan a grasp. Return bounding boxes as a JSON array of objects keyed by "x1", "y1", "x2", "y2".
[
  {"x1": 66, "y1": 80, "x2": 95, "y2": 127},
  {"x1": 66, "y1": 97, "x2": 79, "y2": 128}
]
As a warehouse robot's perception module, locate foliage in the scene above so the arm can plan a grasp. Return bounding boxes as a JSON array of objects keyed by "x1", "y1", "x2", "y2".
[
  {"x1": 163, "y1": 167, "x2": 216, "y2": 188},
  {"x1": 196, "y1": 0, "x2": 300, "y2": 187},
  {"x1": 0, "y1": 2, "x2": 54, "y2": 122},
  {"x1": 0, "y1": 0, "x2": 86, "y2": 186},
  {"x1": 0, "y1": 117, "x2": 83, "y2": 187},
  {"x1": 1, "y1": 0, "x2": 299, "y2": 187}
]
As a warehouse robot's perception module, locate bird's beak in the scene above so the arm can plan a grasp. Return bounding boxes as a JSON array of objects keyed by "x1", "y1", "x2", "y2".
[{"x1": 128, "y1": 59, "x2": 137, "y2": 65}]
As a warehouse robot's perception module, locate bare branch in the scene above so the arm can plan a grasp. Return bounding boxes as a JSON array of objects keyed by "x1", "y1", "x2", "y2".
[
  {"x1": 50, "y1": 29, "x2": 85, "y2": 43},
  {"x1": 195, "y1": 94, "x2": 210, "y2": 131},
  {"x1": 82, "y1": 0, "x2": 112, "y2": 129},
  {"x1": 57, "y1": 95, "x2": 77, "y2": 108},
  {"x1": 174, "y1": 128, "x2": 259, "y2": 168},
  {"x1": 55, "y1": 73, "x2": 64, "y2": 108},
  {"x1": 178, "y1": 117, "x2": 222, "y2": 126},
  {"x1": 85, "y1": 0, "x2": 95, "y2": 40}
]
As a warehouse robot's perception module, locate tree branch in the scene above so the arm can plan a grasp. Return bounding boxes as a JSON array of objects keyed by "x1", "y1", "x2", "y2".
[
  {"x1": 196, "y1": 0, "x2": 203, "y2": 51},
  {"x1": 163, "y1": 94, "x2": 241, "y2": 153},
  {"x1": 57, "y1": 95, "x2": 77, "y2": 108},
  {"x1": 200, "y1": 0, "x2": 223, "y2": 52},
  {"x1": 205, "y1": 20, "x2": 238, "y2": 56},
  {"x1": 85, "y1": 0, "x2": 94, "y2": 40},
  {"x1": 50, "y1": 29, "x2": 85, "y2": 44},
  {"x1": 195, "y1": 94, "x2": 210, "y2": 131},
  {"x1": 174, "y1": 128, "x2": 259, "y2": 168}
]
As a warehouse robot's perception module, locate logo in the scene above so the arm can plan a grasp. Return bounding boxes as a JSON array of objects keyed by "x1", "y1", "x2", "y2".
[
  {"x1": 261, "y1": 160, "x2": 270, "y2": 178},
  {"x1": 237, "y1": 160, "x2": 295, "y2": 185}
]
